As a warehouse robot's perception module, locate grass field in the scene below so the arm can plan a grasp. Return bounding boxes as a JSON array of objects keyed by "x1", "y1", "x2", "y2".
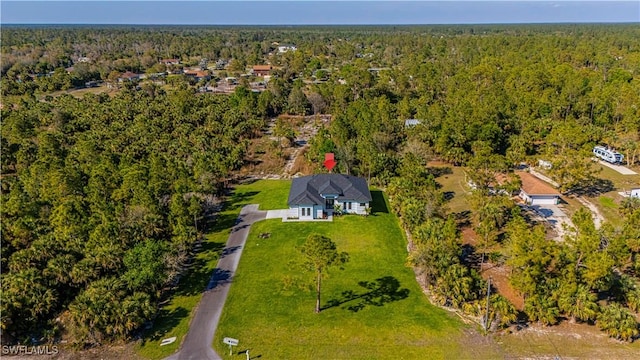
[
  {"x1": 137, "y1": 178, "x2": 639, "y2": 360},
  {"x1": 427, "y1": 163, "x2": 473, "y2": 214},
  {"x1": 589, "y1": 163, "x2": 640, "y2": 226},
  {"x1": 212, "y1": 183, "x2": 498, "y2": 359},
  {"x1": 136, "y1": 180, "x2": 291, "y2": 359}
]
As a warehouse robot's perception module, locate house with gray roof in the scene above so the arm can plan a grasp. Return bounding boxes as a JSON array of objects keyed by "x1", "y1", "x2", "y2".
[{"x1": 287, "y1": 174, "x2": 372, "y2": 220}]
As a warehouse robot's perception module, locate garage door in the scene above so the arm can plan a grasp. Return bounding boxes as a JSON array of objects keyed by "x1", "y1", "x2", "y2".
[{"x1": 530, "y1": 196, "x2": 558, "y2": 205}]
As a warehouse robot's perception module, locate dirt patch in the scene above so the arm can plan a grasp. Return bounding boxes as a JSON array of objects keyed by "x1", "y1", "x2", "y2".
[
  {"x1": 574, "y1": 196, "x2": 605, "y2": 229},
  {"x1": 481, "y1": 263, "x2": 524, "y2": 311},
  {"x1": 497, "y1": 321, "x2": 640, "y2": 359},
  {"x1": 461, "y1": 226, "x2": 478, "y2": 246},
  {"x1": 460, "y1": 227, "x2": 524, "y2": 311}
]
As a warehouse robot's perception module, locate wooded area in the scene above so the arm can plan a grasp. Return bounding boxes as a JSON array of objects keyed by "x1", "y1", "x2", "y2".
[{"x1": 1, "y1": 24, "x2": 639, "y2": 346}]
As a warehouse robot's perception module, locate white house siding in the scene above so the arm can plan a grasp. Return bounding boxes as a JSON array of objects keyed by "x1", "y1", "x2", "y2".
[
  {"x1": 336, "y1": 201, "x2": 368, "y2": 215},
  {"x1": 354, "y1": 202, "x2": 369, "y2": 215},
  {"x1": 519, "y1": 191, "x2": 532, "y2": 204},
  {"x1": 630, "y1": 189, "x2": 640, "y2": 198},
  {"x1": 298, "y1": 206, "x2": 314, "y2": 220},
  {"x1": 530, "y1": 196, "x2": 558, "y2": 205},
  {"x1": 339, "y1": 201, "x2": 354, "y2": 214},
  {"x1": 520, "y1": 191, "x2": 559, "y2": 205}
]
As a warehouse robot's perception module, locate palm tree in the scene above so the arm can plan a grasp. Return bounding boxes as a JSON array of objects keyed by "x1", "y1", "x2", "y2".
[
  {"x1": 490, "y1": 294, "x2": 518, "y2": 329},
  {"x1": 44, "y1": 254, "x2": 76, "y2": 285},
  {"x1": 625, "y1": 287, "x2": 640, "y2": 313},
  {"x1": 524, "y1": 294, "x2": 559, "y2": 326},
  {"x1": 437, "y1": 264, "x2": 475, "y2": 308},
  {"x1": 597, "y1": 303, "x2": 639, "y2": 341},
  {"x1": 558, "y1": 284, "x2": 598, "y2": 323}
]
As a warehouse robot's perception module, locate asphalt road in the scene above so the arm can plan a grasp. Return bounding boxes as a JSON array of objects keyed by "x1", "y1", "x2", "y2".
[{"x1": 166, "y1": 204, "x2": 266, "y2": 360}]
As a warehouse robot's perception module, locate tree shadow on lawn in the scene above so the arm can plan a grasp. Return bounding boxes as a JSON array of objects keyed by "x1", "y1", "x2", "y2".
[
  {"x1": 227, "y1": 190, "x2": 260, "y2": 210},
  {"x1": 568, "y1": 178, "x2": 615, "y2": 197},
  {"x1": 426, "y1": 166, "x2": 453, "y2": 178},
  {"x1": 370, "y1": 190, "x2": 389, "y2": 214},
  {"x1": 201, "y1": 211, "x2": 240, "y2": 234},
  {"x1": 322, "y1": 276, "x2": 409, "y2": 312},
  {"x1": 142, "y1": 306, "x2": 189, "y2": 342}
]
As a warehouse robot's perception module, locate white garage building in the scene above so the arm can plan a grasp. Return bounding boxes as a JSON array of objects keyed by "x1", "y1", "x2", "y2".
[{"x1": 518, "y1": 171, "x2": 561, "y2": 205}]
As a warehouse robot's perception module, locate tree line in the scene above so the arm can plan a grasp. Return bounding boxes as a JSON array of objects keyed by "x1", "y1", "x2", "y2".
[
  {"x1": 2, "y1": 24, "x2": 639, "y2": 344},
  {"x1": 1, "y1": 87, "x2": 265, "y2": 345}
]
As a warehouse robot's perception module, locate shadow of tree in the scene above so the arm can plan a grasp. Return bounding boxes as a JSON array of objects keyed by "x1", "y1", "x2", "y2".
[
  {"x1": 568, "y1": 178, "x2": 615, "y2": 197},
  {"x1": 143, "y1": 306, "x2": 189, "y2": 341},
  {"x1": 206, "y1": 268, "x2": 233, "y2": 290},
  {"x1": 453, "y1": 210, "x2": 472, "y2": 228},
  {"x1": 370, "y1": 190, "x2": 389, "y2": 214},
  {"x1": 427, "y1": 166, "x2": 453, "y2": 178},
  {"x1": 323, "y1": 276, "x2": 409, "y2": 312},
  {"x1": 227, "y1": 190, "x2": 260, "y2": 210},
  {"x1": 443, "y1": 191, "x2": 455, "y2": 201}
]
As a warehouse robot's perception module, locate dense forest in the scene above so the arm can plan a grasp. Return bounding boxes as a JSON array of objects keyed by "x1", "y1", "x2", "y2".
[{"x1": 2, "y1": 24, "x2": 640, "y2": 345}]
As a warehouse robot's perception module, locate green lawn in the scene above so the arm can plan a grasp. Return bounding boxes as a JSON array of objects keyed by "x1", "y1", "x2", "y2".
[
  {"x1": 428, "y1": 164, "x2": 473, "y2": 215},
  {"x1": 590, "y1": 164, "x2": 640, "y2": 226},
  {"x1": 213, "y1": 187, "x2": 493, "y2": 359},
  {"x1": 136, "y1": 180, "x2": 291, "y2": 359}
]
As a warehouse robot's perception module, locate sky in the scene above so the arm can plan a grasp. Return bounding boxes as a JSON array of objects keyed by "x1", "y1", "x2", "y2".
[{"x1": 1, "y1": 1, "x2": 638, "y2": 25}]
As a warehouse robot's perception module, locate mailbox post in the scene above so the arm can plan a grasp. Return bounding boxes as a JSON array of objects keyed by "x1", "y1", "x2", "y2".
[{"x1": 223, "y1": 337, "x2": 239, "y2": 356}]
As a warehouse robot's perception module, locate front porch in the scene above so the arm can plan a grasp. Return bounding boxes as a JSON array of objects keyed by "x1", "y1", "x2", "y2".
[{"x1": 265, "y1": 208, "x2": 334, "y2": 222}]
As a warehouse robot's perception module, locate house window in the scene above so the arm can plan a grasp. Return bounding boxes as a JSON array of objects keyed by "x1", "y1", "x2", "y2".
[
  {"x1": 344, "y1": 202, "x2": 352, "y2": 210},
  {"x1": 359, "y1": 203, "x2": 366, "y2": 207}
]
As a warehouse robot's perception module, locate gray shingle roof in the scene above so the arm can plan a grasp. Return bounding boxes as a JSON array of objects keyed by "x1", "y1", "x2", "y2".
[{"x1": 288, "y1": 174, "x2": 372, "y2": 206}]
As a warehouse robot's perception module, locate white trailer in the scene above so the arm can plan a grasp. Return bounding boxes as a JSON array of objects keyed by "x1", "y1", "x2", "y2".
[{"x1": 593, "y1": 146, "x2": 624, "y2": 164}]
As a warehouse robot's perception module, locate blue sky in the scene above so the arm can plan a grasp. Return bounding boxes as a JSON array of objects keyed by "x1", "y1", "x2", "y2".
[{"x1": 1, "y1": 1, "x2": 638, "y2": 25}]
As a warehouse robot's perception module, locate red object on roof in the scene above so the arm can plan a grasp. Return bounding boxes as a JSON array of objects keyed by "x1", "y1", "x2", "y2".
[{"x1": 323, "y1": 153, "x2": 336, "y2": 172}]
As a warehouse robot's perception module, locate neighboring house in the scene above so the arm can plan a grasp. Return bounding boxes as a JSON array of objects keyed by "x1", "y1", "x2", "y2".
[
  {"x1": 278, "y1": 45, "x2": 297, "y2": 53},
  {"x1": 468, "y1": 173, "x2": 515, "y2": 196},
  {"x1": 631, "y1": 188, "x2": 640, "y2": 199},
  {"x1": 252, "y1": 65, "x2": 273, "y2": 77},
  {"x1": 184, "y1": 70, "x2": 211, "y2": 82},
  {"x1": 118, "y1": 71, "x2": 140, "y2": 82},
  {"x1": 160, "y1": 58, "x2": 180, "y2": 65},
  {"x1": 287, "y1": 174, "x2": 372, "y2": 220},
  {"x1": 517, "y1": 171, "x2": 561, "y2": 205}
]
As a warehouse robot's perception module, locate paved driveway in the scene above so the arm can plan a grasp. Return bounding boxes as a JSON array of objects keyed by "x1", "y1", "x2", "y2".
[
  {"x1": 597, "y1": 160, "x2": 637, "y2": 175},
  {"x1": 166, "y1": 204, "x2": 266, "y2": 360},
  {"x1": 530, "y1": 204, "x2": 574, "y2": 240},
  {"x1": 265, "y1": 209, "x2": 289, "y2": 219}
]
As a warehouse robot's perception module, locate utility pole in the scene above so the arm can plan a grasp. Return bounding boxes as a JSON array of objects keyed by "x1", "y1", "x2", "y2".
[{"x1": 484, "y1": 277, "x2": 491, "y2": 332}]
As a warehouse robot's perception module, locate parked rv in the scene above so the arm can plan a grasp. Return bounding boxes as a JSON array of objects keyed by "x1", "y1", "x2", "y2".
[{"x1": 593, "y1": 146, "x2": 624, "y2": 164}]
